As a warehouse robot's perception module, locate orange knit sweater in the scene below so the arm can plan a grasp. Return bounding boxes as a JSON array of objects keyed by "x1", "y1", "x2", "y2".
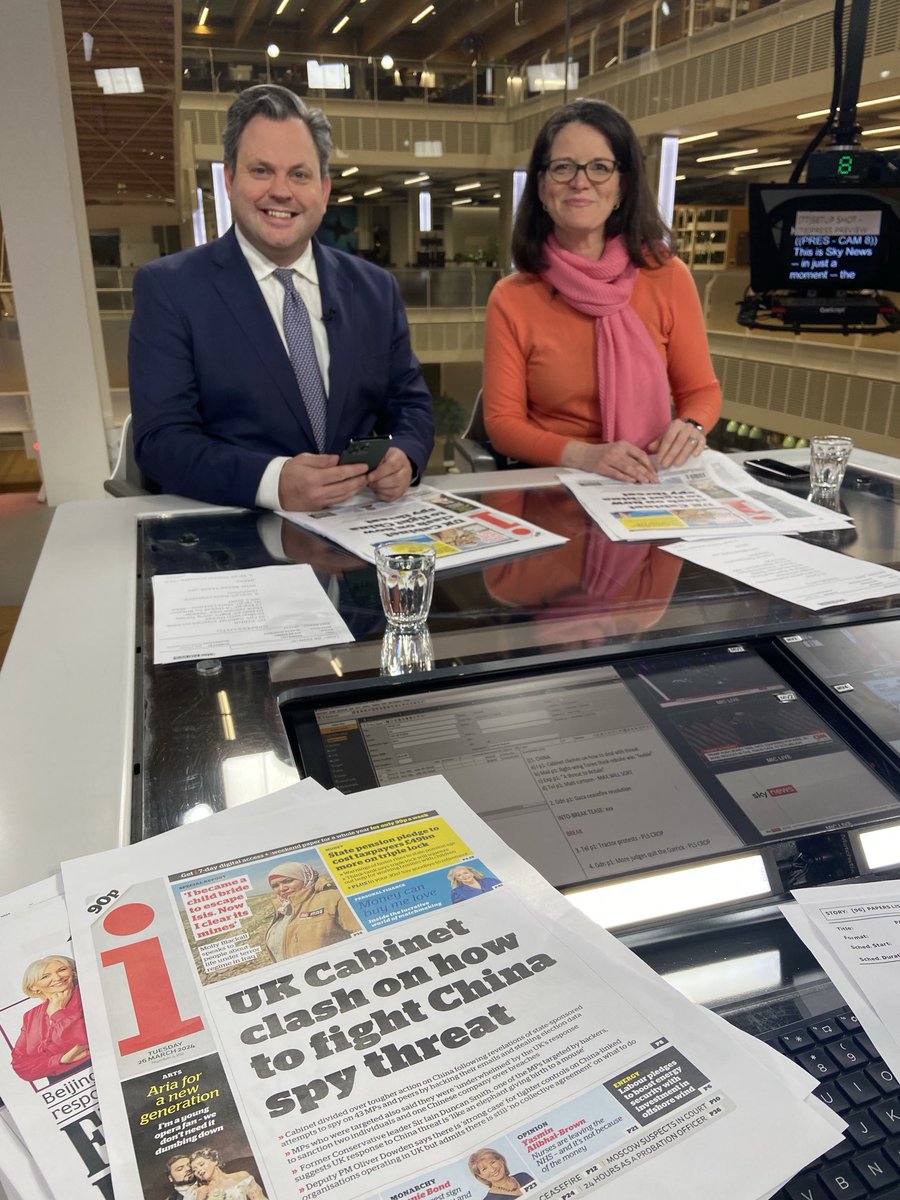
[{"x1": 483, "y1": 256, "x2": 722, "y2": 467}]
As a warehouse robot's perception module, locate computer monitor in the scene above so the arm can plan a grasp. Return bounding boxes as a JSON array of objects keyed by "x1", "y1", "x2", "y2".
[{"x1": 748, "y1": 183, "x2": 900, "y2": 294}]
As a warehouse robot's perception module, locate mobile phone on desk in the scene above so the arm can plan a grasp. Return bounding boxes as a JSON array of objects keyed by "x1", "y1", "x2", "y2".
[
  {"x1": 339, "y1": 435, "x2": 392, "y2": 471},
  {"x1": 744, "y1": 457, "x2": 810, "y2": 481}
]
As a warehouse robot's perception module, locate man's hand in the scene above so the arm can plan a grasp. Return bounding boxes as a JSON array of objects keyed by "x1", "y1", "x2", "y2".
[
  {"x1": 278, "y1": 453, "x2": 369, "y2": 512},
  {"x1": 561, "y1": 439, "x2": 658, "y2": 484},
  {"x1": 367, "y1": 446, "x2": 414, "y2": 502},
  {"x1": 649, "y1": 418, "x2": 706, "y2": 469}
]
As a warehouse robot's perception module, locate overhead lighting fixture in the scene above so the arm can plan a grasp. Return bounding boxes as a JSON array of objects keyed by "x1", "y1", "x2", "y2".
[
  {"x1": 418, "y1": 191, "x2": 432, "y2": 233},
  {"x1": 332, "y1": 14, "x2": 350, "y2": 33},
  {"x1": 492, "y1": 191, "x2": 501, "y2": 199},
  {"x1": 454, "y1": 181, "x2": 480, "y2": 191},
  {"x1": 381, "y1": 54, "x2": 394, "y2": 69},
  {"x1": 678, "y1": 130, "x2": 718, "y2": 144},
  {"x1": 341, "y1": 166, "x2": 359, "y2": 176},
  {"x1": 420, "y1": 68, "x2": 436, "y2": 87},
  {"x1": 363, "y1": 186, "x2": 383, "y2": 196},
  {"x1": 696, "y1": 147, "x2": 758, "y2": 162},
  {"x1": 731, "y1": 158, "x2": 791, "y2": 172},
  {"x1": 798, "y1": 93, "x2": 900, "y2": 119},
  {"x1": 452, "y1": 197, "x2": 473, "y2": 206},
  {"x1": 94, "y1": 67, "x2": 145, "y2": 94},
  {"x1": 82, "y1": 32, "x2": 94, "y2": 61},
  {"x1": 276, "y1": 0, "x2": 290, "y2": 12},
  {"x1": 411, "y1": 4, "x2": 435, "y2": 23},
  {"x1": 674, "y1": 174, "x2": 686, "y2": 181},
  {"x1": 862, "y1": 124, "x2": 900, "y2": 136},
  {"x1": 267, "y1": 43, "x2": 280, "y2": 57},
  {"x1": 336, "y1": 194, "x2": 354, "y2": 203},
  {"x1": 198, "y1": 5, "x2": 209, "y2": 25},
  {"x1": 868, "y1": 142, "x2": 900, "y2": 151},
  {"x1": 404, "y1": 173, "x2": 430, "y2": 185},
  {"x1": 604, "y1": 55, "x2": 618, "y2": 68}
]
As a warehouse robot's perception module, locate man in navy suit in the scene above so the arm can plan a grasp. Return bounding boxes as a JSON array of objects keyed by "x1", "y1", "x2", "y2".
[{"x1": 129, "y1": 85, "x2": 434, "y2": 511}]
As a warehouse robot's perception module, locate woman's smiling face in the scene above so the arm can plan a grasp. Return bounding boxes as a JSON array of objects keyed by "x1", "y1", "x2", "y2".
[
  {"x1": 537, "y1": 121, "x2": 622, "y2": 253},
  {"x1": 33, "y1": 959, "x2": 74, "y2": 1000}
]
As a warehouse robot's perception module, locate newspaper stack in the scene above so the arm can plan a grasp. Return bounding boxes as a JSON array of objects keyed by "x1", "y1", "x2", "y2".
[{"x1": 0, "y1": 777, "x2": 844, "y2": 1200}]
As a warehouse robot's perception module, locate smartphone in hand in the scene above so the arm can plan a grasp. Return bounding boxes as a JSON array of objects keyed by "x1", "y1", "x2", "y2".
[{"x1": 339, "y1": 436, "x2": 392, "y2": 471}]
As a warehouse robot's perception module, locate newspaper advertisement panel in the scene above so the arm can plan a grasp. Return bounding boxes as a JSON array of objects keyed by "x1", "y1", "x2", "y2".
[
  {"x1": 0, "y1": 878, "x2": 113, "y2": 1199},
  {"x1": 561, "y1": 451, "x2": 852, "y2": 542},
  {"x1": 63, "y1": 778, "x2": 839, "y2": 1200},
  {"x1": 278, "y1": 486, "x2": 567, "y2": 569}
]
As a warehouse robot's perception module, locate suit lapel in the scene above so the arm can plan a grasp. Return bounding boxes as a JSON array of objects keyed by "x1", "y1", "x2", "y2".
[
  {"x1": 210, "y1": 229, "x2": 317, "y2": 444},
  {"x1": 314, "y1": 240, "x2": 353, "y2": 451}
]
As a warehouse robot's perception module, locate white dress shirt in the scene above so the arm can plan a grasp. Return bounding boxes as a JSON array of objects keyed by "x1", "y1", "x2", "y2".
[{"x1": 233, "y1": 227, "x2": 332, "y2": 510}]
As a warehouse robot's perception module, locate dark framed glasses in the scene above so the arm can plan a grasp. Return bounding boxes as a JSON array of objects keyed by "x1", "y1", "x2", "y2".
[{"x1": 544, "y1": 158, "x2": 620, "y2": 183}]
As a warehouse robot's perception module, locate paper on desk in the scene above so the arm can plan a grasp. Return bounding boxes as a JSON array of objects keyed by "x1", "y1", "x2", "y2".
[
  {"x1": 782, "y1": 880, "x2": 900, "y2": 1078},
  {"x1": 560, "y1": 451, "x2": 852, "y2": 543},
  {"x1": 279, "y1": 483, "x2": 567, "y2": 569},
  {"x1": 663, "y1": 534, "x2": 900, "y2": 610},
  {"x1": 152, "y1": 563, "x2": 354, "y2": 664},
  {"x1": 62, "y1": 774, "x2": 840, "y2": 1200}
]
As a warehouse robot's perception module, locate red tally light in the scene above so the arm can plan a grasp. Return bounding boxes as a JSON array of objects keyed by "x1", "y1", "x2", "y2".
[{"x1": 32, "y1": 442, "x2": 40, "y2": 453}]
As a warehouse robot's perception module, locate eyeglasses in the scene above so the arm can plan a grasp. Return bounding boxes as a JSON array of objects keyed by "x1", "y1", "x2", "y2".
[{"x1": 544, "y1": 157, "x2": 620, "y2": 183}]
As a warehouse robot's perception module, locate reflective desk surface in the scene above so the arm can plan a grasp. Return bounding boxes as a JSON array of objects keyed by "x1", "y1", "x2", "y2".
[{"x1": 135, "y1": 465, "x2": 900, "y2": 840}]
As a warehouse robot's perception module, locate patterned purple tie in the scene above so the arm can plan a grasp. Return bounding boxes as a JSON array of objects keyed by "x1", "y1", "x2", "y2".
[{"x1": 274, "y1": 267, "x2": 328, "y2": 452}]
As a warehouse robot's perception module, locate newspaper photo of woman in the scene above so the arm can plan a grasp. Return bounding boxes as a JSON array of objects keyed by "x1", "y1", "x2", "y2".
[
  {"x1": 10, "y1": 955, "x2": 91, "y2": 1082},
  {"x1": 448, "y1": 865, "x2": 502, "y2": 904},
  {"x1": 264, "y1": 860, "x2": 362, "y2": 962},
  {"x1": 189, "y1": 1146, "x2": 267, "y2": 1200},
  {"x1": 468, "y1": 1148, "x2": 536, "y2": 1200}
]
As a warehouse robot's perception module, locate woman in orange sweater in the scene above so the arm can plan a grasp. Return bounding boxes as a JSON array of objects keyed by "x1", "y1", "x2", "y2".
[{"x1": 483, "y1": 98, "x2": 722, "y2": 483}]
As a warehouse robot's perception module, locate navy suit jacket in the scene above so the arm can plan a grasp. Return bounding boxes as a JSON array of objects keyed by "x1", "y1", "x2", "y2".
[{"x1": 128, "y1": 228, "x2": 434, "y2": 508}]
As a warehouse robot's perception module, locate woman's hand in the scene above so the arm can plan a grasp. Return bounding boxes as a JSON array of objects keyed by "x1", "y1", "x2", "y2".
[
  {"x1": 649, "y1": 418, "x2": 706, "y2": 469},
  {"x1": 60, "y1": 1043, "x2": 90, "y2": 1065},
  {"x1": 561, "y1": 439, "x2": 658, "y2": 484},
  {"x1": 45, "y1": 989, "x2": 74, "y2": 1015}
]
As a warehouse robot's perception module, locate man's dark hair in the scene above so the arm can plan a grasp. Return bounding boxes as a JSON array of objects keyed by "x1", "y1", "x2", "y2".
[
  {"x1": 222, "y1": 84, "x2": 332, "y2": 178},
  {"x1": 511, "y1": 97, "x2": 671, "y2": 275},
  {"x1": 165, "y1": 1152, "x2": 192, "y2": 1172}
]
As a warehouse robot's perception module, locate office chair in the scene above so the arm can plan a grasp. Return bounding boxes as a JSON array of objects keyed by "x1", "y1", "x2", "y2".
[
  {"x1": 450, "y1": 389, "x2": 512, "y2": 472},
  {"x1": 103, "y1": 414, "x2": 151, "y2": 497}
]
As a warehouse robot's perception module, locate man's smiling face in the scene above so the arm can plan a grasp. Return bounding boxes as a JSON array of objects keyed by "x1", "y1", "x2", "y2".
[{"x1": 225, "y1": 114, "x2": 331, "y2": 265}]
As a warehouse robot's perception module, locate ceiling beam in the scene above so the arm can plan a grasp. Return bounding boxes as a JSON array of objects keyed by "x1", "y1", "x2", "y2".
[
  {"x1": 234, "y1": 0, "x2": 270, "y2": 44},
  {"x1": 309, "y1": 0, "x2": 354, "y2": 39},
  {"x1": 414, "y1": 0, "x2": 512, "y2": 62},
  {"x1": 359, "y1": 0, "x2": 441, "y2": 56}
]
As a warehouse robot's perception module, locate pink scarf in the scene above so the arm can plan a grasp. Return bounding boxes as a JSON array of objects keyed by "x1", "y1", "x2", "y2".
[{"x1": 541, "y1": 234, "x2": 671, "y2": 449}]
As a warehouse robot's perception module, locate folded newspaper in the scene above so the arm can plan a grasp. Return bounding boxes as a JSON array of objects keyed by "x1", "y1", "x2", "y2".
[
  {"x1": 561, "y1": 451, "x2": 853, "y2": 542},
  {"x1": 32, "y1": 776, "x2": 845, "y2": 1200},
  {"x1": 278, "y1": 486, "x2": 566, "y2": 569},
  {"x1": 0, "y1": 877, "x2": 112, "y2": 1199}
]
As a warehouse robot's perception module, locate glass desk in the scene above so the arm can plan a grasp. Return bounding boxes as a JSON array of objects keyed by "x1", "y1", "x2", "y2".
[{"x1": 135, "y1": 469, "x2": 900, "y2": 842}]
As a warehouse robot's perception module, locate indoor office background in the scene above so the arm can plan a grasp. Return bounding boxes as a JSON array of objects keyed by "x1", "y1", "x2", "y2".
[{"x1": 1, "y1": 0, "x2": 900, "y2": 659}]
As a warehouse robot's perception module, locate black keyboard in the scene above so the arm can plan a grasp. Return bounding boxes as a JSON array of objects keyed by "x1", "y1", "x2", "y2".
[{"x1": 769, "y1": 1008, "x2": 900, "y2": 1200}]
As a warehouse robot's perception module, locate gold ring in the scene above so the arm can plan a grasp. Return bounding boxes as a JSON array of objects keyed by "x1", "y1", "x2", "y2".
[{"x1": 689, "y1": 436, "x2": 699, "y2": 446}]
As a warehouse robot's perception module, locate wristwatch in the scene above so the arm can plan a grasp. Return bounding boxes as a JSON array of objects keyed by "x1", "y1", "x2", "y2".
[{"x1": 682, "y1": 418, "x2": 704, "y2": 434}]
